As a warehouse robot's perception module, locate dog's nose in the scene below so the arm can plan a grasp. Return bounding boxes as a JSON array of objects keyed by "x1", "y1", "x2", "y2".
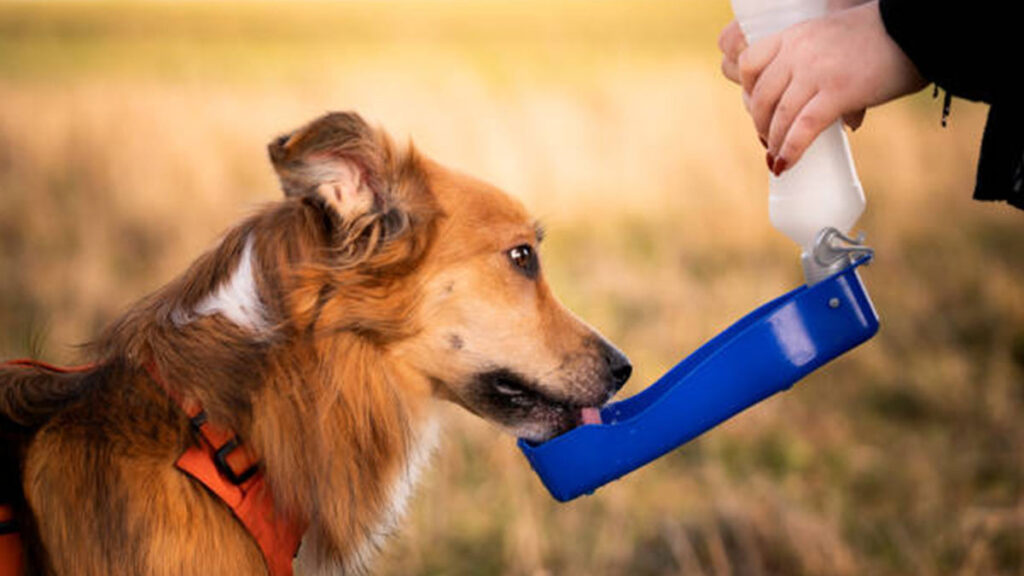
[{"x1": 604, "y1": 345, "x2": 632, "y2": 392}]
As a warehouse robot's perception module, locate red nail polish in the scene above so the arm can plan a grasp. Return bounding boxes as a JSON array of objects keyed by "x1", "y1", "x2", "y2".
[
  {"x1": 772, "y1": 156, "x2": 788, "y2": 176},
  {"x1": 758, "y1": 135, "x2": 768, "y2": 149},
  {"x1": 766, "y1": 152, "x2": 775, "y2": 172}
]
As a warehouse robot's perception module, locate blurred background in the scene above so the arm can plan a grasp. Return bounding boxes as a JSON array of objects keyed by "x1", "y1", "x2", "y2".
[{"x1": 1, "y1": 1, "x2": 1021, "y2": 574}]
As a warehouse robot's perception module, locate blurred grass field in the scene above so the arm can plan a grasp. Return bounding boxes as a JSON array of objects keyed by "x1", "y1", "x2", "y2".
[{"x1": 1, "y1": 1, "x2": 1022, "y2": 574}]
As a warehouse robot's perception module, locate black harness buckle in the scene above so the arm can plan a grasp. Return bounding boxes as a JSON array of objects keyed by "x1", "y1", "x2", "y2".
[
  {"x1": 190, "y1": 410, "x2": 259, "y2": 485},
  {"x1": 213, "y1": 437, "x2": 259, "y2": 485}
]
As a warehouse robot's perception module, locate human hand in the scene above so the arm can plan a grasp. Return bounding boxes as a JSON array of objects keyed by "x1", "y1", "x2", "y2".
[
  {"x1": 718, "y1": 1, "x2": 926, "y2": 174},
  {"x1": 719, "y1": 19, "x2": 865, "y2": 152}
]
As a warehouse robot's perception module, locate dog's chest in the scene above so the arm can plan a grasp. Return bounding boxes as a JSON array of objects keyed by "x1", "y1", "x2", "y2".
[
  {"x1": 353, "y1": 413, "x2": 439, "y2": 571},
  {"x1": 297, "y1": 414, "x2": 440, "y2": 575},
  {"x1": 376, "y1": 413, "x2": 440, "y2": 538}
]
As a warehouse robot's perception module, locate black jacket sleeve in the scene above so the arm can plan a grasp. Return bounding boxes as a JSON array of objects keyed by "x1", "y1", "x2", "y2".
[
  {"x1": 878, "y1": 0, "x2": 1022, "y2": 209},
  {"x1": 878, "y1": 0, "x2": 1011, "y2": 105}
]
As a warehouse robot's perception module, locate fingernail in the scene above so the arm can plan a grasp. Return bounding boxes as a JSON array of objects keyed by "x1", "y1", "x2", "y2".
[
  {"x1": 758, "y1": 135, "x2": 768, "y2": 149},
  {"x1": 772, "y1": 156, "x2": 788, "y2": 176},
  {"x1": 765, "y1": 152, "x2": 775, "y2": 172}
]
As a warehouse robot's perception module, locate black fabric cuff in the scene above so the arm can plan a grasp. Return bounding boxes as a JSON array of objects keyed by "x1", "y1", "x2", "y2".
[
  {"x1": 974, "y1": 103, "x2": 1024, "y2": 210},
  {"x1": 878, "y1": 0, "x2": 1004, "y2": 104}
]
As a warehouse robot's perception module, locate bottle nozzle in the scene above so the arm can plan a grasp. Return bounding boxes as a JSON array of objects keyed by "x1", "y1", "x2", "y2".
[{"x1": 802, "y1": 227, "x2": 873, "y2": 284}]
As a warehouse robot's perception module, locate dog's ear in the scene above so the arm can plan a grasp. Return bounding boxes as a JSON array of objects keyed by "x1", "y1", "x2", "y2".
[{"x1": 268, "y1": 112, "x2": 385, "y2": 221}]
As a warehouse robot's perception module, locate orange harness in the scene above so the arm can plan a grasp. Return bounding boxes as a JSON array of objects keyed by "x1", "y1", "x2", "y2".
[
  {"x1": 1, "y1": 359, "x2": 307, "y2": 576},
  {"x1": 0, "y1": 504, "x2": 20, "y2": 576}
]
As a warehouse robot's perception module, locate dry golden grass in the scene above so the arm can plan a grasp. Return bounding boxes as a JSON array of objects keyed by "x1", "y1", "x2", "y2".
[{"x1": 1, "y1": 2, "x2": 1021, "y2": 574}]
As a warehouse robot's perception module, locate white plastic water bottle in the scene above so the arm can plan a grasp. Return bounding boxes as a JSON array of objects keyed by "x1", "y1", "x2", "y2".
[{"x1": 730, "y1": 0, "x2": 867, "y2": 284}]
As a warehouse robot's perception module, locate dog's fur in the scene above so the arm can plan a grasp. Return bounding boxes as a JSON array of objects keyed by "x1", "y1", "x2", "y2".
[{"x1": 0, "y1": 112, "x2": 630, "y2": 575}]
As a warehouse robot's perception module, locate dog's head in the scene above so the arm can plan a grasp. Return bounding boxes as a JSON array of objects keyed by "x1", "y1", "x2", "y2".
[{"x1": 269, "y1": 112, "x2": 630, "y2": 442}]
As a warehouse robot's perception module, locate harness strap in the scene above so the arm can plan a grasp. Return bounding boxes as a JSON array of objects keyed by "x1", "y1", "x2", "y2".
[
  {"x1": 2, "y1": 358, "x2": 96, "y2": 373},
  {"x1": 145, "y1": 362, "x2": 306, "y2": 576},
  {"x1": 0, "y1": 504, "x2": 23, "y2": 576},
  {"x1": 152, "y1": 368, "x2": 261, "y2": 485}
]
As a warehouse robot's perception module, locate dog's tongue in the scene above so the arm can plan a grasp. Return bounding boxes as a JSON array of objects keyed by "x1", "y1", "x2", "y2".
[{"x1": 580, "y1": 407, "x2": 602, "y2": 426}]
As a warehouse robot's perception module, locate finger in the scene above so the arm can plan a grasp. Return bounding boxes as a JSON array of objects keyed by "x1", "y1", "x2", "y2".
[
  {"x1": 765, "y1": 75, "x2": 816, "y2": 155},
  {"x1": 776, "y1": 92, "x2": 841, "y2": 173},
  {"x1": 843, "y1": 109, "x2": 866, "y2": 131},
  {"x1": 721, "y1": 55, "x2": 740, "y2": 84},
  {"x1": 737, "y1": 33, "x2": 781, "y2": 96},
  {"x1": 748, "y1": 58, "x2": 792, "y2": 142},
  {"x1": 717, "y1": 20, "x2": 747, "y2": 62}
]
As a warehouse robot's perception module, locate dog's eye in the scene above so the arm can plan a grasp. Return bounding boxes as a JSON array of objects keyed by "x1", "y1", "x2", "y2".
[{"x1": 507, "y1": 244, "x2": 539, "y2": 278}]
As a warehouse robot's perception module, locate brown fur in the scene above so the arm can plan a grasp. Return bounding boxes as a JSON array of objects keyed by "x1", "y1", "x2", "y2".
[{"x1": 0, "y1": 112, "x2": 630, "y2": 575}]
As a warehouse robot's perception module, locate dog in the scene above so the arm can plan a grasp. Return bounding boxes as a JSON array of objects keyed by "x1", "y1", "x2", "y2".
[{"x1": 0, "y1": 112, "x2": 631, "y2": 575}]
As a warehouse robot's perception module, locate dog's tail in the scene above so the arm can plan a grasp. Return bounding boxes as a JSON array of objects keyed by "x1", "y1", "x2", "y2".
[
  {"x1": 1, "y1": 359, "x2": 97, "y2": 574},
  {"x1": 0, "y1": 360, "x2": 97, "y2": 432},
  {"x1": 1, "y1": 360, "x2": 98, "y2": 499}
]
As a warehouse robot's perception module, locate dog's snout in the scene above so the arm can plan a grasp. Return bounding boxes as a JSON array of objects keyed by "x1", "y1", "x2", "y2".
[{"x1": 603, "y1": 345, "x2": 632, "y2": 392}]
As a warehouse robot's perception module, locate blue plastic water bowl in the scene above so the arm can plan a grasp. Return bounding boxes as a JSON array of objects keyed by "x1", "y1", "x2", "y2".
[{"x1": 518, "y1": 257, "x2": 879, "y2": 502}]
